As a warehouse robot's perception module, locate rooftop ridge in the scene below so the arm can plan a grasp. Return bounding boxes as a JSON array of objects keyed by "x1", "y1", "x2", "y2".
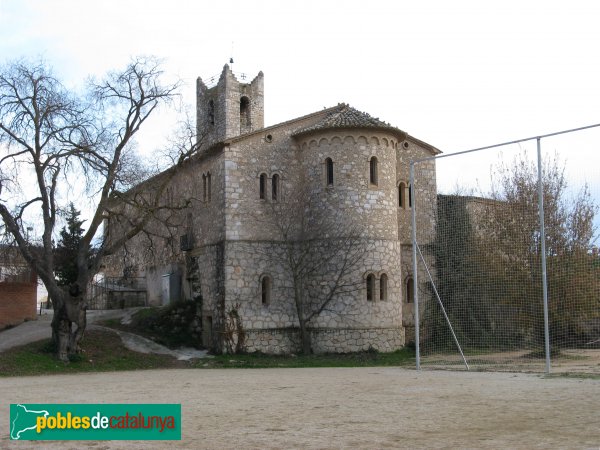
[{"x1": 293, "y1": 104, "x2": 406, "y2": 140}]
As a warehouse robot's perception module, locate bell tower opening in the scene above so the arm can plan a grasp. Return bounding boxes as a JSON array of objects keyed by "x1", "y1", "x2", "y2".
[
  {"x1": 240, "y1": 96, "x2": 251, "y2": 131},
  {"x1": 196, "y1": 65, "x2": 264, "y2": 144},
  {"x1": 208, "y1": 100, "x2": 215, "y2": 126}
]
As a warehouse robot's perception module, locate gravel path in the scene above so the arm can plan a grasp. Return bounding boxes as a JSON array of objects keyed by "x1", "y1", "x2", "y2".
[
  {"x1": 0, "y1": 312, "x2": 55, "y2": 352},
  {"x1": 0, "y1": 310, "x2": 134, "y2": 352},
  {"x1": 0, "y1": 309, "x2": 209, "y2": 359},
  {"x1": 1, "y1": 367, "x2": 599, "y2": 449}
]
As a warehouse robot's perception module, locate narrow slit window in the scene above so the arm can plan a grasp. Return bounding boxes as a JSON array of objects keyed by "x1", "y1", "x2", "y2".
[
  {"x1": 240, "y1": 96, "x2": 251, "y2": 128},
  {"x1": 272, "y1": 174, "x2": 280, "y2": 201},
  {"x1": 399, "y1": 182, "x2": 406, "y2": 208},
  {"x1": 208, "y1": 100, "x2": 215, "y2": 125},
  {"x1": 326, "y1": 158, "x2": 334, "y2": 186},
  {"x1": 369, "y1": 157, "x2": 378, "y2": 185},
  {"x1": 408, "y1": 184, "x2": 412, "y2": 207},
  {"x1": 202, "y1": 174, "x2": 207, "y2": 202},
  {"x1": 406, "y1": 277, "x2": 414, "y2": 303},
  {"x1": 207, "y1": 172, "x2": 212, "y2": 202},
  {"x1": 380, "y1": 274, "x2": 388, "y2": 301},
  {"x1": 259, "y1": 173, "x2": 267, "y2": 199},
  {"x1": 261, "y1": 275, "x2": 272, "y2": 306},
  {"x1": 366, "y1": 274, "x2": 375, "y2": 301}
]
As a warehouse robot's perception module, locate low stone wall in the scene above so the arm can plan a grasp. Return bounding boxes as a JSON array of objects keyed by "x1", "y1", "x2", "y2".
[
  {"x1": 311, "y1": 327, "x2": 404, "y2": 353},
  {"x1": 244, "y1": 326, "x2": 404, "y2": 354},
  {"x1": 244, "y1": 328, "x2": 300, "y2": 354}
]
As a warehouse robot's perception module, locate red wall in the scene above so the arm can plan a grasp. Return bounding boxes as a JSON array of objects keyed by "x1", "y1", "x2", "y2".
[{"x1": 0, "y1": 281, "x2": 37, "y2": 328}]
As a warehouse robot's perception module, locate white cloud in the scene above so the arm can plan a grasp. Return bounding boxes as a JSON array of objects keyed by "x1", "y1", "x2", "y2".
[{"x1": 1, "y1": 0, "x2": 599, "y2": 229}]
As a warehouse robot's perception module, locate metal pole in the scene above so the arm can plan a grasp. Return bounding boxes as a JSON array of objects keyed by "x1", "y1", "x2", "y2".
[
  {"x1": 411, "y1": 122, "x2": 600, "y2": 165},
  {"x1": 536, "y1": 137, "x2": 551, "y2": 373},
  {"x1": 410, "y1": 162, "x2": 420, "y2": 370}
]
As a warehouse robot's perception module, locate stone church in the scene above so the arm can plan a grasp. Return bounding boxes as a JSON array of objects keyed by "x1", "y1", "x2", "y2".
[{"x1": 105, "y1": 65, "x2": 440, "y2": 354}]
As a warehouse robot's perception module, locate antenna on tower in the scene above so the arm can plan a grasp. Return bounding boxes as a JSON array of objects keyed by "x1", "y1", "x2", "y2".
[{"x1": 229, "y1": 41, "x2": 234, "y2": 65}]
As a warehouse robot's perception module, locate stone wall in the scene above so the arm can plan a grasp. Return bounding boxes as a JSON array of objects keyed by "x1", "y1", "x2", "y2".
[
  {"x1": 298, "y1": 131, "x2": 400, "y2": 241},
  {"x1": 222, "y1": 237, "x2": 403, "y2": 353},
  {"x1": 243, "y1": 326, "x2": 404, "y2": 354},
  {"x1": 223, "y1": 110, "x2": 329, "y2": 242},
  {"x1": 104, "y1": 74, "x2": 441, "y2": 354},
  {"x1": 219, "y1": 122, "x2": 407, "y2": 353},
  {"x1": 197, "y1": 66, "x2": 264, "y2": 144},
  {"x1": 396, "y1": 138, "x2": 438, "y2": 245},
  {"x1": 187, "y1": 242, "x2": 225, "y2": 350},
  {"x1": 224, "y1": 240, "x2": 402, "y2": 325},
  {"x1": 396, "y1": 139, "x2": 438, "y2": 345},
  {"x1": 103, "y1": 147, "x2": 225, "y2": 290},
  {"x1": 400, "y1": 241, "x2": 433, "y2": 345}
]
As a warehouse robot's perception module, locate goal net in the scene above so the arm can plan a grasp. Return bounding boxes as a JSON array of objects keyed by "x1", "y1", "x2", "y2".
[{"x1": 411, "y1": 127, "x2": 600, "y2": 373}]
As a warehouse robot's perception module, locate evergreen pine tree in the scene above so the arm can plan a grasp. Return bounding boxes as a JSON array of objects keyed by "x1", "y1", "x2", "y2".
[{"x1": 55, "y1": 203, "x2": 85, "y2": 286}]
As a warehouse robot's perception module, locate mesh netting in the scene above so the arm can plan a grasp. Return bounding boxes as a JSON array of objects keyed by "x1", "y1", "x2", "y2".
[{"x1": 412, "y1": 128, "x2": 600, "y2": 373}]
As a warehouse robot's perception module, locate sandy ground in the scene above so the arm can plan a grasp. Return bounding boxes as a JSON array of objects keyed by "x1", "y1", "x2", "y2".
[
  {"x1": 421, "y1": 348, "x2": 600, "y2": 374},
  {"x1": 1, "y1": 367, "x2": 599, "y2": 449}
]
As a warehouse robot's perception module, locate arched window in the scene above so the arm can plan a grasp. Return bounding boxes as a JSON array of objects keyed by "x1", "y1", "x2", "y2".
[
  {"x1": 406, "y1": 277, "x2": 414, "y2": 303},
  {"x1": 408, "y1": 184, "x2": 412, "y2": 208},
  {"x1": 202, "y1": 174, "x2": 207, "y2": 202},
  {"x1": 272, "y1": 174, "x2": 280, "y2": 201},
  {"x1": 366, "y1": 274, "x2": 375, "y2": 301},
  {"x1": 240, "y1": 96, "x2": 250, "y2": 128},
  {"x1": 208, "y1": 100, "x2": 215, "y2": 126},
  {"x1": 325, "y1": 158, "x2": 334, "y2": 186},
  {"x1": 259, "y1": 173, "x2": 267, "y2": 199},
  {"x1": 398, "y1": 182, "x2": 406, "y2": 208},
  {"x1": 380, "y1": 274, "x2": 388, "y2": 301},
  {"x1": 369, "y1": 157, "x2": 378, "y2": 186},
  {"x1": 261, "y1": 275, "x2": 272, "y2": 306}
]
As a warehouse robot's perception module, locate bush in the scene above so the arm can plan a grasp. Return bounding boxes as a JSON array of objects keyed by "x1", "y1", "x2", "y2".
[{"x1": 130, "y1": 300, "x2": 202, "y2": 349}]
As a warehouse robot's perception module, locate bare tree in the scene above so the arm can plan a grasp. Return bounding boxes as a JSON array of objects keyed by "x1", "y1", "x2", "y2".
[
  {"x1": 0, "y1": 58, "x2": 200, "y2": 361},
  {"x1": 427, "y1": 152, "x2": 599, "y2": 359},
  {"x1": 252, "y1": 186, "x2": 370, "y2": 354},
  {"x1": 480, "y1": 151, "x2": 599, "y2": 348}
]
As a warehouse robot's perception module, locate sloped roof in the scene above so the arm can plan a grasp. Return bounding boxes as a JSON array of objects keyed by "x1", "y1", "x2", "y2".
[{"x1": 293, "y1": 104, "x2": 407, "y2": 141}]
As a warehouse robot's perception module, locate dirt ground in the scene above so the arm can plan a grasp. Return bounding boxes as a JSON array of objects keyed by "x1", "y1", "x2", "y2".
[
  {"x1": 1, "y1": 367, "x2": 599, "y2": 449},
  {"x1": 421, "y1": 348, "x2": 600, "y2": 374}
]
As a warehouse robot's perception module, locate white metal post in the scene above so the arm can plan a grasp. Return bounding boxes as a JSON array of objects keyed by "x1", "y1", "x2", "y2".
[
  {"x1": 536, "y1": 137, "x2": 551, "y2": 373},
  {"x1": 410, "y1": 162, "x2": 420, "y2": 370}
]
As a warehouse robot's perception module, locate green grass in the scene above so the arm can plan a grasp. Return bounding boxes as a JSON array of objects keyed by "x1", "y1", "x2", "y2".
[
  {"x1": 193, "y1": 348, "x2": 415, "y2": 369},
  {"x1": 544, "y1": 372, "x2": 600, "y2": 380},
  {"x1": 0, "y1": 326, "x2": 416, "y2": 376},
  {"x1": 0, "y1": 329, "x2": 186, "y2": 377}
]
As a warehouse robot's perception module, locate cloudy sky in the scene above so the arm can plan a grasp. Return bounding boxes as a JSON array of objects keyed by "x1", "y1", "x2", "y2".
[{"x1": 1, "y1": 0, "x2": 599, "y2": 198}]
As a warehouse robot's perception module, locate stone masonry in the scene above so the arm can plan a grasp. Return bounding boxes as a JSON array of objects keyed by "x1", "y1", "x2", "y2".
[{"x1": 105, "y1": 65, "x2": 440, "y2": 353}]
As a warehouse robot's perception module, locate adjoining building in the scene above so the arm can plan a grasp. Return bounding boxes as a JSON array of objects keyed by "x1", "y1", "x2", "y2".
[
  {"x1": 104, "y1": 65, "x2": 440, "y2": 353},
  {"x1": 0, "y1": 246, "x2": 38, "y2": 329}
]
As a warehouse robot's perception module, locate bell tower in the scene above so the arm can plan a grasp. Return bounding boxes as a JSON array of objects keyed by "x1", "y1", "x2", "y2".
[{"x1": 196, "y1": 65, "x2": 264, "y2": 144}]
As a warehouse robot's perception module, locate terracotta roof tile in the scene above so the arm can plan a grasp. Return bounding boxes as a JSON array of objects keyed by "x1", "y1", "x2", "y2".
[{"x1": 293, "y1": 104, "x2": 406, "y2": 140}]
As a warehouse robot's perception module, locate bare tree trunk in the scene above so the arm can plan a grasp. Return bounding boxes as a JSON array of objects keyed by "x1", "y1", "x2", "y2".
[
  {"x1": 50, "y1": 303, "x2": 60, "y2": 347},
  {"x1": 299, "y1": 320, "x2": 312, "y2": 355},
  {"x1": 50, "y1": 293, "x2": 87, "y2": 362},
  {"x1": 56, "y1": 316, "x2": 71, "y2": 362},
  {"x1": 294, "y1": 278, "x2": 312, "y2": 354}
]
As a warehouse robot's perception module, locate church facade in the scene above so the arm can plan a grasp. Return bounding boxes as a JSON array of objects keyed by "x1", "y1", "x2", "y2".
[{"x1": 105, "y1": 65, "x2": 440, "y2": 354}]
